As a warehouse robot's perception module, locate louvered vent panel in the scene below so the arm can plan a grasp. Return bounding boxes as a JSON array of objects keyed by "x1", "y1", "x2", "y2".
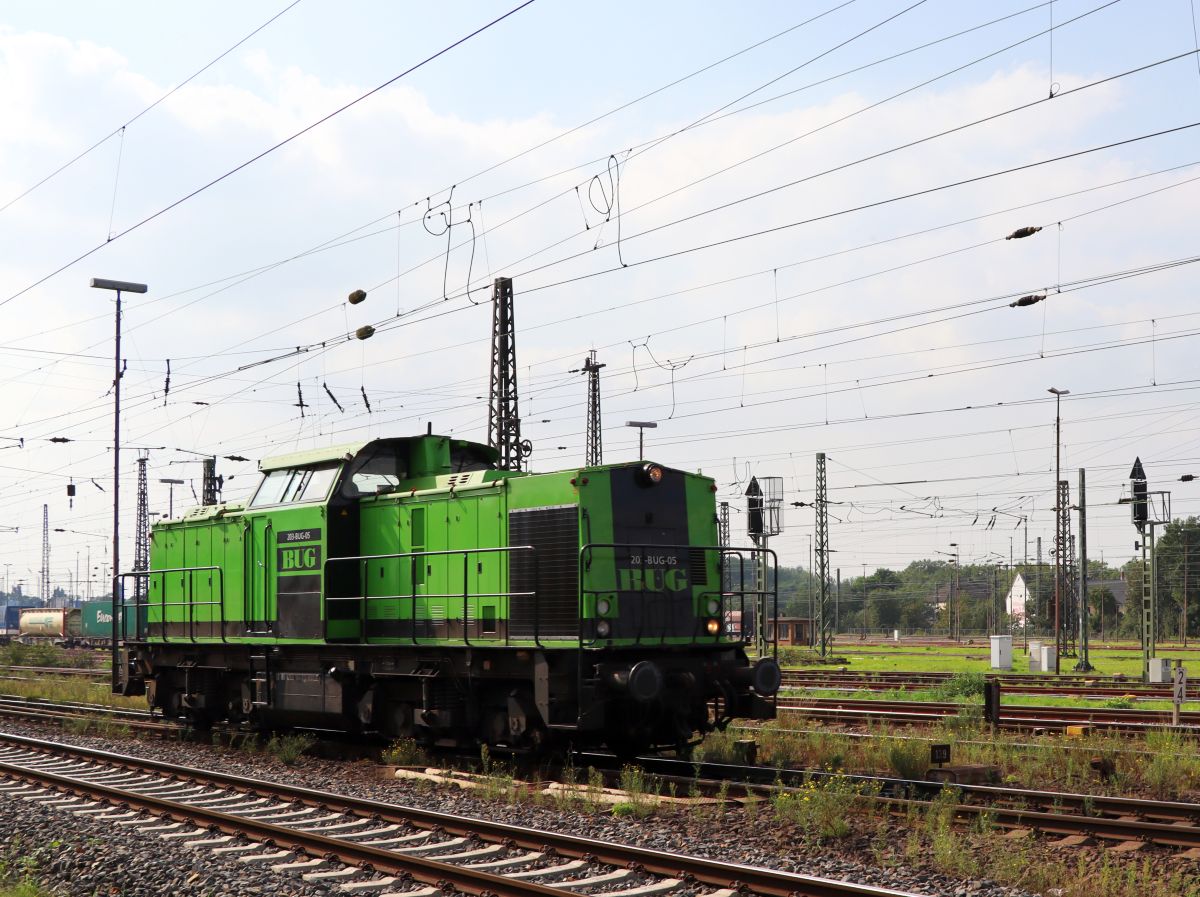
[
  {"x1": 688, "y1": 548, "x2": 709, "y2": 586},
  {"x1": 509, "y1": 506, "x2": 579, "y2": 639}
]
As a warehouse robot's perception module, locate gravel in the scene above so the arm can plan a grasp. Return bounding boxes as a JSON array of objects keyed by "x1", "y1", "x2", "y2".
[
  {"x1": 0, "y1": 717, "x2": 1143, "y2": 897},
  {"x1": 0, "y1": 786, "x2": 341, "y2": 897}
]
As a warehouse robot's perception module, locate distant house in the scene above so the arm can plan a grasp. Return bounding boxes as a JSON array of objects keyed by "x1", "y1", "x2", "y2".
[
  {"x1": 1091, "y1": 578, "x2": 1128, "y2": 609},
  {"x1": 1005, "y1": 573, "x2": 1031, "y2": 622},
  {"x1": 767, "y1": 616, "x2": 813, "y2": 646}
]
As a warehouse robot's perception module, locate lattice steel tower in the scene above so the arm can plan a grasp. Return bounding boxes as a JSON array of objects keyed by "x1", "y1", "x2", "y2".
[
  {"x1": 201, "y1": 457, "x2": 219, "y2": 506},
  {"x1": 1064, "y1": 533, "x2": 1078, "y2": 656},
  {"x1": 135, "y1": 453, "x2": 150, "y2": 602},
  {"x1": 582, "y1": 350, "x2": 605, "y2": 467},
  {"x1": 815, "y1": 453, "x2": 832, "y2": 657},
  {"x1": 718, "y1": 501, "x2": 730, "y2": 549},
  {"x1": 1054, "y1": 478, "x2": 1071, "y2": 670},
  {"x1": 488, "y1": 277, "x2": 525, "y2": 471},
  {"x1": 40, "y1": 504, "x2": 50, "y2": 602}
]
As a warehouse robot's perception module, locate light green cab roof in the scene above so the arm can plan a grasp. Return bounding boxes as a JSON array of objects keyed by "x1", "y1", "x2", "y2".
[{"x1": 260, "y1": 441, "x2": 368, "y2": 471}]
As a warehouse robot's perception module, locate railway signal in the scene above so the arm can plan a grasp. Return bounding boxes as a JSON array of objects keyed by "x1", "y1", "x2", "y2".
[
  {"x1": 746, "y1": 475, "x2": 782, "y2": 659},
  {"x1": 1126, "y1": 457, "x2": 1171, "y2": 682}
]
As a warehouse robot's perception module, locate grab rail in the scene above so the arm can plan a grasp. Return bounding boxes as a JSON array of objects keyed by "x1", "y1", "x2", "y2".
[
  {"x1": 322, "y1": 546, "x2": 538, "y2": 645},
  {"x1": 117, "y1": 566, "x2": 227, "y2": 645}
]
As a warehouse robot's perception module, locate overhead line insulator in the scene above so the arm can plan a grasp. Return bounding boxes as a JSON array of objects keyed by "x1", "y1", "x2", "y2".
[{"x1": 1006, "y1": 225, "x2": 1043, "y2": 240}]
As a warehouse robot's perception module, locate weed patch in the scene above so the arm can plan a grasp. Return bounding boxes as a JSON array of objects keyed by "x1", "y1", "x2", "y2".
[
  {"x1": 264, "y1": 733, "x2": 316, "y2": 765},
  {"x1": 380, "y1": 738, "x2": 427, "y2": 767}
]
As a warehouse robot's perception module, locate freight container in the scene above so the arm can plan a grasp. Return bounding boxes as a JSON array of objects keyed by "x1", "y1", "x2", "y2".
[
  {"x1": 81, "y1": 601, "x2": 114, "y2": 639},
  {"x1": 4, "y1": 605, "x2": 33, "y2": 632},
  {"x1": 18, "y1": 607, "x2": 82, "y2": 640}
]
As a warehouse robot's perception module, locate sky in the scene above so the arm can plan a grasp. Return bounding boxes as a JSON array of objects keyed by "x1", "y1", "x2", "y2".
[{"x1": 0, "y1": 0, "x2": 1199, "y2": 599}]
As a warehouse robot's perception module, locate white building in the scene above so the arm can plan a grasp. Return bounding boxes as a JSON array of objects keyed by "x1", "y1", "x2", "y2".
[{"x1": 1005, "y1": 573, "x2": 1031, "y2": 623}]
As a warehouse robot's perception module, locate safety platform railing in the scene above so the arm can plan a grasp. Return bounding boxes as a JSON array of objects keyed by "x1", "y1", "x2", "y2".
[
  {"x1": 117, "y1": 566, "x2": 227, "y2": 645},
  {"x1": 323, "y1": 545, "x2": 544, "y2": 646},
  {"x1": 577, "y1": 542, "x2": 778, "y2": 652}
]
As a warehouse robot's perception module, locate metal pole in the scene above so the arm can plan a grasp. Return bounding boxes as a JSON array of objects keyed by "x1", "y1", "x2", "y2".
[
  {"x1": 947, "y1": 563, "x2": 954, "y2": 637},
  {"x1": 814, "y1": 452, "x2": 831, "y2": 656},
  {"x1": 111, "y1": 288, "x2": 122, "y2": 689},
  {"x1": 753, "y1": 533, "x2": 768, "y2": 659},
  {"x1": 990, "y1": 565, "x2": 997, "y2": 635},
  {"x1": 1150, "y1": 524, "x2": 1158, "y2": 660},
  {"x1": 1075, "y1": 467, "x2": 1092, "y2": 671},
  {"x1": 951, "y1": 551, "x2": 959, "y2": 641},
  {"x1": 836, "y1": 568, "x2": 841, "y2": 634},
  {"x1": 1054, "y1": 393, "x2": 1061, "y2": 674},
  {"x1": 808, "y1": 534, "x2": 814, "y2": 647},
  {"x1": 1023, "y1": 519, "x2": 1029, "y2": 652}
]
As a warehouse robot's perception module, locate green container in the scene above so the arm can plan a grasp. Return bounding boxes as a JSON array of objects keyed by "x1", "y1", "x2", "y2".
[{"x1": 81, "y1": 601, "x2": 115, "y2": 638}]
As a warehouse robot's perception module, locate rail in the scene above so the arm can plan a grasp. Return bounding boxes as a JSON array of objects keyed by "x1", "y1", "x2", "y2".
[
  {"x1": 322, "y1": 546, "x2": 539, "y2": 645},
  {"x1": 0, "y1": 732, "x2": 921, "y2": 897}
]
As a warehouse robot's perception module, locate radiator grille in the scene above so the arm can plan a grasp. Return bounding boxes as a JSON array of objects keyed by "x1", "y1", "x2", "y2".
[
  {"x1": 509, "y1": 506, "x2": 579, "y2": 639},
  {"x1": 688, "y1": 548, "x2": 709, "y2": 586}
]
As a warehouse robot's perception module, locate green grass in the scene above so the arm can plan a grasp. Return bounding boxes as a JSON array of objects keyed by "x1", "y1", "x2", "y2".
[
  {"x1": 0, "y1": 883, "x2": 52, "y2": 897},
  {"x1": 0, "y1": 676, "x2": 145, "y2": 709}
]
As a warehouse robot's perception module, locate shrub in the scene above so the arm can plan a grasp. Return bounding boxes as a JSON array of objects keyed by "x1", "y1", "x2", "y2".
[
  {"x1": 380, "y1": 738, "x2": 427, "y2": 766},
  {"x1": 932, "y1": 672, "x2": 986, "y2": 700},
  {"x1": 617, "y1": 764, "x2": 658, "y2": 817},
  {"x1": 886, "y1": 738, "x2": 929, "y2": 780},
  {"x1": 264, "y1": 733, "x2": 316, "y2": 765},
  {"x1": 771, "y1": 773, "x2": 876, "y2": 841}
]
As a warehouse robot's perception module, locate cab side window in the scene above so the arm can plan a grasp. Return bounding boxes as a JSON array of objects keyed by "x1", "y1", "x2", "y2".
[{"x1": 342, "y1": 445, "x2": 406, "y2": 497}]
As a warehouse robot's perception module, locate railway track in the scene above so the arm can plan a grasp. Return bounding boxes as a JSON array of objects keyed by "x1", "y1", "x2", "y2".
[
  {"x1": 777, "y1": 696, "x2": 1200, "y2": 732},
  {"x1": 0, "y1": 664, "x2": 109, "y2": 683},
  {"x1": 0, "y1": 693, "x2": 174, "y2": 733},
  {"x1": 781, "y1": 669, "x2": 1185, "y2": 700},
  {"x1": 589, "y1": 755, "x2": 1200, "y2": 854},
  {"x1": 0, "y1": 731, "x2": 918, "y2": 897}
]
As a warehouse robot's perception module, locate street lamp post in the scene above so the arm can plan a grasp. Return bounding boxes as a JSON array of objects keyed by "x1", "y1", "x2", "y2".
[
  {"x1": 624, "y1": 421, "x2": 657, "y2": 460},
  {"x1": 159, "y1": 478, "x2": 185, "y2": 519},
  {"x1": 91, "y1": 277, "x2": 147, "y2": 691},
  {"x1": 1048, "y1": 386, "x2": 1069, "y2": 674},
  {"x1": 933, "y1": 544, "x2": 960, "y2": 640}
]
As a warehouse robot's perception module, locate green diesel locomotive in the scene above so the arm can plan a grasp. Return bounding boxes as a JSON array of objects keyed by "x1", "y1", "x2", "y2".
[{"x1": 116, "y1": 432, "x2": 780, "y2": 753}]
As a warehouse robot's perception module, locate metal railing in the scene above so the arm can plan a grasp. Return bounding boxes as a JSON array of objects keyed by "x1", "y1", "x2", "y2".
[
  {"x1": 117, "y1": 566, "x2": 227, "y2": 645},
  {"x1": 322, "y1": 546, "x2": 540, "y2": 645},
  {"x1": 577, "y1": 543, "x2": 778, "y2": 652}
]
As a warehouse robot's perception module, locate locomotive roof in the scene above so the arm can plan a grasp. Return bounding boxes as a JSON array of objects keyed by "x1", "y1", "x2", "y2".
[
  {"x1": 259, "y1": 435, "x2": 500, "y2": 472},
  {"x1": 260, "y1": 441, "x2": 368, "y2": 471}
]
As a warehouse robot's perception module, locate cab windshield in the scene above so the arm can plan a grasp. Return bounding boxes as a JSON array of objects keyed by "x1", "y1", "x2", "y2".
[{"x1": 250, "y1": 463, "x2": 340, "y2": 507}]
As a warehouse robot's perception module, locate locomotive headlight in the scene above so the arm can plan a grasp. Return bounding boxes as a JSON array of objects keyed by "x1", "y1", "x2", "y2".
[
  {"x1": 705, "y1": 598, "x2": 720, "y2": 615},
  {"x1": 705, "y1": 617, "x2": 721, "y2": 636},
  {"x1": 640, "y1": 463, "x2": 664, "y2": 485},
  {"x1": 596, "y1": 597, "x2": 612, "y2": 616},
  {"x1": 596, "y1": 620, "x2": 612, "y2": 638}
]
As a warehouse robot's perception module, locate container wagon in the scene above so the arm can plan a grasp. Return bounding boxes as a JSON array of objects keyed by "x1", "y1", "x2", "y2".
[{"x1": 19, "y1": 608, "x2": 82, "y2": 644}]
